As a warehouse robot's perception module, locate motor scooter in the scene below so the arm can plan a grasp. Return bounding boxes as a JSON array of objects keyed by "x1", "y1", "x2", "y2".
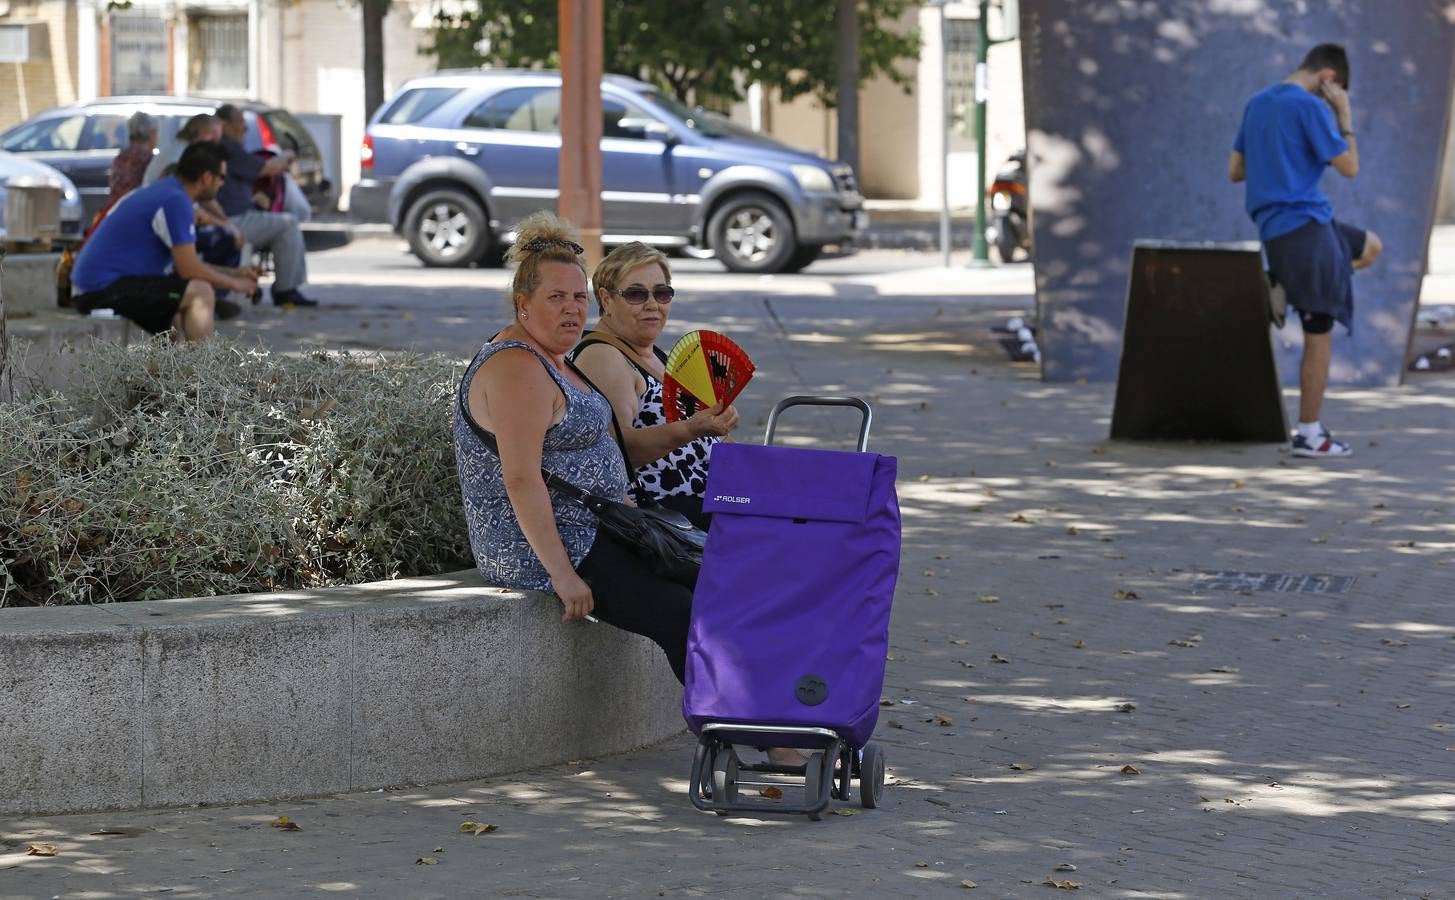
[{"x1": 985, "y1": 150, "x2": 1030, "y2": 263}]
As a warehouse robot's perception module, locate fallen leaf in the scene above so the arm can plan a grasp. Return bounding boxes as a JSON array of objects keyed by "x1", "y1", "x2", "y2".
[
  {"x1": 1103, "y1": 553, "x2": 1126, "y2": 560},
  {"x1": 1209, "y1": 666, "x2": 1239, "y2": 673},
  {"x1": 1168, "y1": 639, "x2": 1199, "y2": 648},
  {"x1": 1230, "y1": 480, "x2": 1245, "y2": 489},
  {"x1": 1114, "y1": 590, "x2": 1139, "y2": 600},
  {"x1": 1117, "y1": 703, "x2": 1136, "y2": 712},
  {"x1": 831, "y1": 808, "x2": 861, "y2": 816},
  {"x1": 1072, "y1": 640, "x2": 1086, "y2": 649},
  {"x1": 1056, "y1": 618, "x2": 1070, "y2": 625},
  {"x1": 270, "y1": 816, "x2": 301, "y2": 831},
  {"x1": 1043, "y1": 877, "x2": 1082, "y2": 890},
  {"x1": 880, "y1": 698, "x2": 896, "y2": 706},
  {"x1": 951, "y1": 638, "x2": 970, "y2": 645},
  {"x1": 926, "y1": 588, "x2": 940, "y2": 596},
  {"x1": 962, "y1": 880, "x2": 978, "y2": 889},
  {"x1": 25, "y1": 843, "x2": 59, "y2": 857},
  {"x1": 1066, "y1": 525, "x2": 1079, "y2": 535},
  {"x1": 1009, "y1": 762, "x2": 1036, "y2": 771},
  {"x1": 990, "y1": 653, "x2": 1010, "y2": 663},
  {"x1": 415, "y1": 856, "x2": 438, "y2": 865},
  {"x1": 89, "y1": 829, "x2": 127, "y2": 836},
  {"x1": 979, "y1": 594, "x2": 1000, "y2": 604},
  {"x1": 1120, "y1": 764, "x2": 1141, "y2": 776},
  {"x1": 1381, "y1": 638, "x2": 1409, "y2": 647},
  {"x1": 459, "y1": 822, "x2": 499, "y2": 835},
  {"x1": 935, "y1": 554, "x2": 951, "y2": 560},
  {"x1": 916, "y1": 862, "x2": 930, "y2": 868},
  {"x1": 1055, "y1": 863, "x2": 1079, "y2": 872},
  {"x1": 1011, "y1": 514, "x2": 1036, "y2": 524},
  {"x1": 935, "y1": 715, "x2": 954, "y2": 727},
  {"x1": 1310, "y1": 536, "x2": 1329, "y2": 544},
  {"x1": 1045, "y1": 460, "x2": 1058, "y2": 468},
  {"x1": 761, "y1": 786, "x2": 784, "y2": 799}
]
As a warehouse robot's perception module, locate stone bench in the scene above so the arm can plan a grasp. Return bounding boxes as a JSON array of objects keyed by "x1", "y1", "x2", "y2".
[{"x1": 0, "y1": 572, "x2": 682, "y2": 816}]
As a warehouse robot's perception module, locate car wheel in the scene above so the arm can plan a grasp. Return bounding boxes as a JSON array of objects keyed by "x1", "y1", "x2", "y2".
[
  {"x1": 708, "y1": 192, "x2": 796, "y2": 274},
  {"x1": 780, "y1": 243, "x2": 823, "y2": 274},
  {"x1": 405, "y1": 188, "x2": 487, "y2": 268}
]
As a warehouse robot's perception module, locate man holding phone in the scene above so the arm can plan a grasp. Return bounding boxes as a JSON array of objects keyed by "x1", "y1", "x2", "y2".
[{"x1": 1229, "y1": 43, "x2": 1382, "y2": 458}]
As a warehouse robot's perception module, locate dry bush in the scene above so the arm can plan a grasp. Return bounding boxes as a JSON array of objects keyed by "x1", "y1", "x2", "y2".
[{"x1": 0, "y1": 340, "x2": 470, "y2": 606}]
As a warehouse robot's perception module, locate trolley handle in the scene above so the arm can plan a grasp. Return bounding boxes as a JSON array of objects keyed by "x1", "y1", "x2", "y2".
[{"x1": 763, "y1": 395, "x2": 873, "y2": 452}]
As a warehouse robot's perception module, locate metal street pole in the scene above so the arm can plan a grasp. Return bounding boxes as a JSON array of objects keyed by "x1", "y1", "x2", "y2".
[
  {"x1": 970, "y1": 0, "x2": 992, "y2": 266},
  {"x1": 939, "y1": 2, "x2": 951, "y2": 268},
  {"x1": 559, "y1": 0, "x2": 604, "y2": 265}
]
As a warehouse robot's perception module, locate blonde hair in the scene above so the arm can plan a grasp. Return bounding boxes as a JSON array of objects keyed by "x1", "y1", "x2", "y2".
[
  {"x1": 591, "y1": 242, "x2": 671, "y2": 312},
  {"x1": 508, "y1": 211, "x2": 587, "y2": 314}
]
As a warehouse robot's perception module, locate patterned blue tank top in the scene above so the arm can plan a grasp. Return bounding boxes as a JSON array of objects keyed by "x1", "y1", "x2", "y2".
[{"x1": 454, "y1": 340, "x2": 630, "y2": 593}]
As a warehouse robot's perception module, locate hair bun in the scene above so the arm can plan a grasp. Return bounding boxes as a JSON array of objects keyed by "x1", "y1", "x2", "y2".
[{"x1": 509, "y1": 211, "x2": 582, "y2": 267}]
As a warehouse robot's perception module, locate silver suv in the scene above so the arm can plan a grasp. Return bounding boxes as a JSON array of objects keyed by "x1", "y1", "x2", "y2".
[{"x1": 350, "y1": 70, "x2": 866, "y2": 273}]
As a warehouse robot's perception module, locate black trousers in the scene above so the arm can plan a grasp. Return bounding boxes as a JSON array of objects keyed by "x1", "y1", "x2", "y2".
[{"x1": 576, "y1": 529, "x2": 693, "y2": 684}]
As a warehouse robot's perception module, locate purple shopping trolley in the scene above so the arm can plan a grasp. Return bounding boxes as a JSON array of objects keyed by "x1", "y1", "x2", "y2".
[{"x1": 685, "y1": 396, "x2": 901, "y2": 819}]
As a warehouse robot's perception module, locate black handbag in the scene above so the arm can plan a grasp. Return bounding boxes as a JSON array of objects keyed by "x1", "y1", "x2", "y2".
[{"x1": 457, "y1": 387, "x2": 706, "y2": 587}]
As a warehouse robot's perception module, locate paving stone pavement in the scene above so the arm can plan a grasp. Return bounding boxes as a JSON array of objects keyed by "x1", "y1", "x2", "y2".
[{"x1": 3, "y1": 245, "x2": 1454, "y2": 899}]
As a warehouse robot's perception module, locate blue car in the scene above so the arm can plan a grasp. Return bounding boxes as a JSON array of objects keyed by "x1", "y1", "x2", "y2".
[{"x1": 351, "y1": 70, "x2": 866, "y2": 273}]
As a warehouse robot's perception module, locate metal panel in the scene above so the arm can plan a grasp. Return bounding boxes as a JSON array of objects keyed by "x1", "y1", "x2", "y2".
[{"x1": 1020, "y1": 0, "x2": 1455, "y2": 386}]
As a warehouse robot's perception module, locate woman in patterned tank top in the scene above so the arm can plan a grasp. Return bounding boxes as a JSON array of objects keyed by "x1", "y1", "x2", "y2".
[
  {"x1": 569, "y1": 242, "x2": 742, "y2": 529},
  {"x1": 454, "y1": 214, "x2": 695, "y2": 683}
]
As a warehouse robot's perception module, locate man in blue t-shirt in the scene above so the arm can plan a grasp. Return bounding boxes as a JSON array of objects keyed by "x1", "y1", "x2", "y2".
[
  {"x1": 1230, "y1": 43, "x2": 1382, "y2": 459},
  {"x1": 71, "y1": 143, "x2": 259, "y2": 341}
]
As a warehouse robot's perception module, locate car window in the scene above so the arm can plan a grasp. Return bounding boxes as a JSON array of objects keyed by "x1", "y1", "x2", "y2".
[
  {"x1": 602, "y1": 97, "x2": 663, "y2": 140},
  {"x1": 380, "y1": 87, "x2": 459, "y2": 125},
  {"x1": 82, "y1": 114, "x2": 130, "y2": 150},
  {"x1": 1, "y1": 115, "x2": 86, "y2": 152},
  {"x1": 263, "y1": 109, "x2": 315, "y2": 154},
  {"x1": 464, "y1": 87, "x2": 560, "y2": 133}
]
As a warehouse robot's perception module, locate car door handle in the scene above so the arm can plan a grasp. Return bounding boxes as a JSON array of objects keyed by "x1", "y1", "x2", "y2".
[{"x1": 454, "y1": 142, "x2": 480, "y2": 157}]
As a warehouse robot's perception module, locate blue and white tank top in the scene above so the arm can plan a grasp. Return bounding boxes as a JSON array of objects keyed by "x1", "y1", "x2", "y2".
[{"x1": 453, "y1": 340, "x2": 630, "y2": 593}]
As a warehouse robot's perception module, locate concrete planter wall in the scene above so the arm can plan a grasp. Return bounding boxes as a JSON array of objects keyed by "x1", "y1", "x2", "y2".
[
  {"x1": 0, "y1": 572, "x2": 683, "y2": 816},
  {"x1": 1021, "y1": 0, "x2": 1455, "y2": 386}
]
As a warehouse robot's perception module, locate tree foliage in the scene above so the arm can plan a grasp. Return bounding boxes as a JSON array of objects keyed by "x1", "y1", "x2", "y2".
[{"x1": 427, "y1": 0, "x2": 920, "y2": 109}]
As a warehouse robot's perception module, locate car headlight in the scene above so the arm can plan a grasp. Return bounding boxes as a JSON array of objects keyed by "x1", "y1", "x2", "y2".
[{"x1": 791, "y1": 164, "x2": 834, "y2": 193}]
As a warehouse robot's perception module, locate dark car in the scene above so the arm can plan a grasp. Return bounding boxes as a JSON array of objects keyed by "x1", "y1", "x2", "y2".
[
  {"x1": 0, "y1": 96, "x2": 334, "y2": 223},
  {"x1": 350, "y1": 70, "x2": 866, "y2": 274}
]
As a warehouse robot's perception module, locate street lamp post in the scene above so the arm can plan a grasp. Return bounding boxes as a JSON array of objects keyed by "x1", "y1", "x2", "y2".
[{"x1": 971, "y1": 0, "x2": 1018, "y2": 267}]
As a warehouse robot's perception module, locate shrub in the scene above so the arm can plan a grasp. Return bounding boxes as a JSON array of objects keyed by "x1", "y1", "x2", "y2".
[{"x1": 0, "y1": 340, "x2": 471, "y2": 606}]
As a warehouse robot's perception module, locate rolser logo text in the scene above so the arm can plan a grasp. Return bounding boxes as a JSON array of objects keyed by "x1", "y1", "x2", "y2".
[{"x1": 714, "y1": 495, "x2": 752, "y2": 504}]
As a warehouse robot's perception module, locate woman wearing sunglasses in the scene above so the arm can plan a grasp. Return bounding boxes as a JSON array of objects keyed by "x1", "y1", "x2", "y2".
[{"x1": 569, "y1": 242, "x2": 741, "y2": 529}]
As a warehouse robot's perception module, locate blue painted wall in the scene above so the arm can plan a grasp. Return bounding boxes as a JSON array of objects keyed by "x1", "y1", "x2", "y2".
[{"x1": 1021, "y1": 0, "x2": 1455, "y2": 385}]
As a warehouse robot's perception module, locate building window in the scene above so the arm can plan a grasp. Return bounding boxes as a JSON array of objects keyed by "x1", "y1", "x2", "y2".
[
  {"x1": 191, "y1": 13, "x2": 249, "y2": 94},
  {"x1": 110, "y1": 10, "x2": 168, "y2": 95},
  {"x1": 945, "y1": 17, "x2": 978, "y2": 150}
]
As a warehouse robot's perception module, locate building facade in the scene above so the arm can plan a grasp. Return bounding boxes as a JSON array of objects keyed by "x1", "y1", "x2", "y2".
[{"x1": 0, "y1": 0, "x2": 438, "y2": 207}]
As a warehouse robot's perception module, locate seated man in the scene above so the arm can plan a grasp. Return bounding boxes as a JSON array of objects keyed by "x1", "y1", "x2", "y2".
[
  {"x1": 215, "y1": 103, "x2": 318, "y2": 307},
  {"x1": 70, "y1": 143, "x2": 259, "y2": 341},
  {"x1": 107, "y1": 111, "x2": 157, "y2": 204}
]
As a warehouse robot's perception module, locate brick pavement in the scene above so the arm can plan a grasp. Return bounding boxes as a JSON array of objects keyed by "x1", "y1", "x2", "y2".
[{"x1": 3, "y1": 246, "x2": 1453, "y2": 898}]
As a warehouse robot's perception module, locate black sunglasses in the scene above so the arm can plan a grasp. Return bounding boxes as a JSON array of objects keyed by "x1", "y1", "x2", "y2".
[{"x1": 611, "y1": 285, "x2": 676, "y2": 304}]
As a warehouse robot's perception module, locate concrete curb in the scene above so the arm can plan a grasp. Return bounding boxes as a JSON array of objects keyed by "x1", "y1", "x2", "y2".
[{"x1": 0, "y1": 572, "x2": 683, "y2": 816}]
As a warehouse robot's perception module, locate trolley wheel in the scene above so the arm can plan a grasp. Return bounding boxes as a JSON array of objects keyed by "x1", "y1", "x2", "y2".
[
  {"x1": 860, "y1": 742, "x2": 886, "y2": 809},
  {"x1": 692, "y1": 740, "x2": 712, "y2": 801},
  {"x1": 804, "y1": 751, "x2": 826, "y2": 820},
  {"x1": 712, "y1": 751, "x2": 739, "y2": 810}
]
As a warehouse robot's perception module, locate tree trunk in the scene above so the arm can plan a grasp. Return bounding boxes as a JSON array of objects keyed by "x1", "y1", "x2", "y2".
[
  {"x1": 361, "y1": 0, "x2": 389, "y2": 122},
  {"x1": 834, "y1": 0, "x2": 860, "y2": 177}
]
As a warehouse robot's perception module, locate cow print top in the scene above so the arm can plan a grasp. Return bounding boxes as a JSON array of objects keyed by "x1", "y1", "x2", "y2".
[{"x1": 570, "y1": 333, "x2": 720, "y2": 505}]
